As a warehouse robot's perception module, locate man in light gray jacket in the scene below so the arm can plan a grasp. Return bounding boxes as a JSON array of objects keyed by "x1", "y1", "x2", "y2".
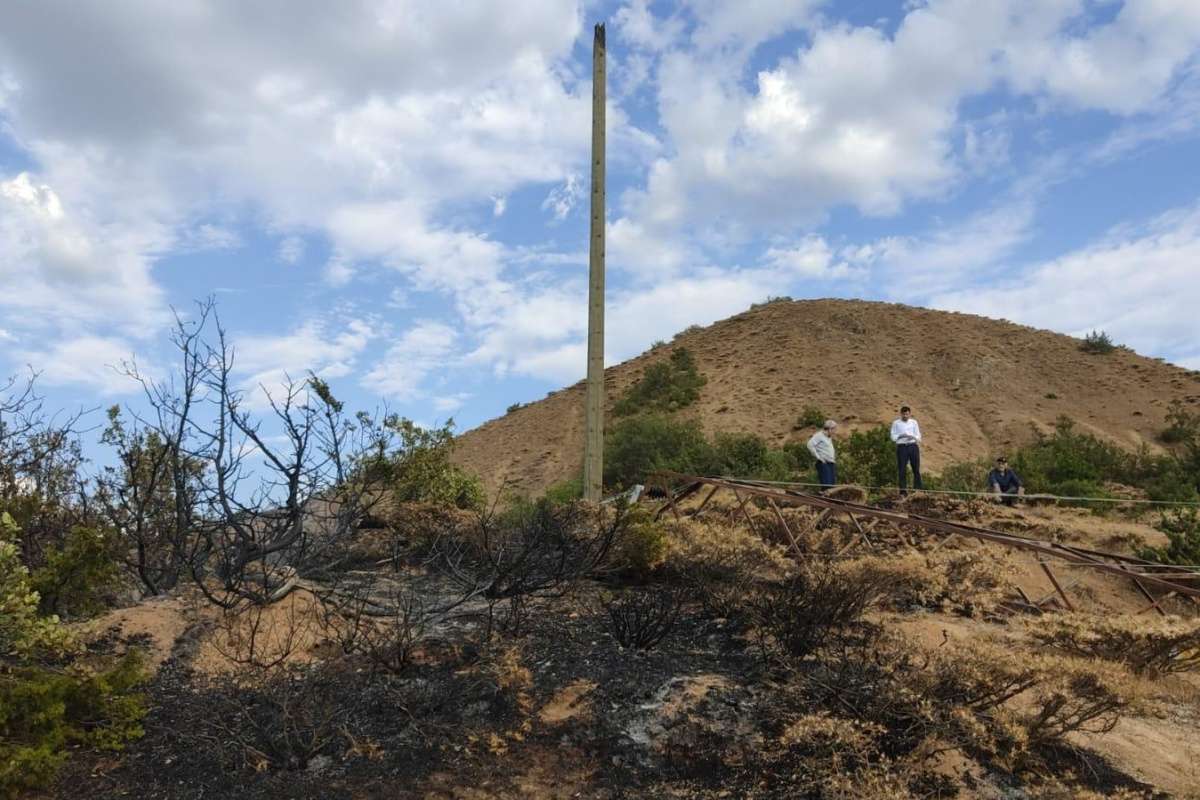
[{"x1": 807, "y1": 419, "x2": 838, "y2": 489}]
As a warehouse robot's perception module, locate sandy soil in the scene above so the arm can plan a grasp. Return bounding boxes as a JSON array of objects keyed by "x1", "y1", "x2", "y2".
[{"x1": 77, "y1": 593, "x2": 198, "y2": 671}]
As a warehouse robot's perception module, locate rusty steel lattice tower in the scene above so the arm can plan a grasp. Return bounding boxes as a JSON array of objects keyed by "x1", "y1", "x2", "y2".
[{"x1": 583, "y1": 23, "x2": 606, "y2": 503}]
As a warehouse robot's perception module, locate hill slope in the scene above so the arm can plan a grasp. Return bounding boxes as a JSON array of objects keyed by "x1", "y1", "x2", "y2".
[{"x1": 454, "y1": 298, "x2": 1200, "y2": 496}]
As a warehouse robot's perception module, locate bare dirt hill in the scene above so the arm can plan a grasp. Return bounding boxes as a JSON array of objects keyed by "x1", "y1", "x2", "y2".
[{"x1": 454, "y1": 298, "x2": 1200, "y2": 496}]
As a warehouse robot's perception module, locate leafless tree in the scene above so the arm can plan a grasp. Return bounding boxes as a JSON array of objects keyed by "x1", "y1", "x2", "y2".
[
  {"x1": 429, "y1": 498, "x2": 630, "y2": 637},
  {"x1": 101, "y1": 300, "x2": 394, "y2": 609}
]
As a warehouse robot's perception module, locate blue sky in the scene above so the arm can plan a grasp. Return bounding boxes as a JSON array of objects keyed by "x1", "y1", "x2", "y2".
[{"x1": 2, "y1": 0, "x2": 1199, "y2": 448}]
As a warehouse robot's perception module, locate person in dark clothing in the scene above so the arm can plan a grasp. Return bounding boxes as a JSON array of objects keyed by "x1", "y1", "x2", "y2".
[{"x1": 987, "y1": 457, "x2": 1023, "y2": 506}]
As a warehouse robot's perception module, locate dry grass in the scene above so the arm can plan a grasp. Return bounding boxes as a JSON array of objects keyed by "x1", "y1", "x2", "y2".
[
  {"x1": 1026, "y1": 613, "x2": 1200, "y2": 677},
  {"x1": 863, "y1": 548, "x2": 1016, "y2": 618}
]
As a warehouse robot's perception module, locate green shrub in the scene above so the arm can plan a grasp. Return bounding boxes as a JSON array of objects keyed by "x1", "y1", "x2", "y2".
[
  {"x1": 750, "y1": 295, "x2": 793, "y2": 309},
  {"x1": 31, "y1": 526, "x2": 122, "y2": 619},
  {"x1": 839, "y1": 425, "x2": 895, "y2": 489},
  {"x1": 1139, "y1": 509, "x2": 1200, "y2": 569},
  {"x1": 1144, "y1": 403, "x2": 1200, "y2": 499},
  {"x1": 1140, "y1": 465, "x2": 1199, "y2": 502},
  {"x1": 543, "y1": 476, "x2": 583, "y2": 505},
  {"x1": 781, "y1": 441, "x2": 816, "y2": 474},
  {"x1": 1161, "y1": 399, "x2": 1200, "y2": 451},
  {"x1": 936, "y1": 460, "x2": 989, "y2": 493},
  {"x1": 936, "y1": 416, "x2": 1199, "y2": 504},
  {"x1": 0, "y1": 513, "x2": 146, "y2": 798},
  {"x1": 794, "y1": 405, "x2": 827, "y2": 430},
  {"x1": 358, "y1": 417, "x2": 486, "y2": 510},
  {"x1": 1011, "y1": 417, "x2": 1127, "y2": 494},
  {"x1": 603, "y1": 416, "x2": 804, "y2": 488},
  {"x1": 0, "y1": 513, "x2": 73, "y2": 660},
  {"x1": 1080, "y1": 330, "x2": 1117, "y2": 354},
  {"x1": 0, "y1": 652, "x2": 148, "y2": 798},
  {"x1": 613, "y1": 348, "x2": 706, "y2": 416},
  {"x1": 505, "y1": 402, "x2": 523, "y2": 414},
  {"x1": 1046, "y1": 479, "x2": 1111, "y2": 502},
  {"x1": 604, "y1": 415, "x2": 714, "y2": 488},
  {"x1": 711, "y1": 433, "x2": 793, "y2": 482},
  {"x1": 611, "y1": 508, "x2": 670, "y2": 576}
]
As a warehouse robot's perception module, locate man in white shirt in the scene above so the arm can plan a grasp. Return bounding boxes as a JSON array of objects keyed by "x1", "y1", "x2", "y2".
[
  {"x1": 890, "y1": 405, "x2": 923, "y2": 494},
  {"x1": 806, "y1": 419, "x2": 838, "y2": 489}
]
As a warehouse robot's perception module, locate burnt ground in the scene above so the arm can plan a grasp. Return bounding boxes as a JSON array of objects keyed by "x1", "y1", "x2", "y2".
[
  {"x1": 48, "y1": 593, "x2": 753, "y2": 799},
  {"x1": 46, "y1": 581, "x2": 1162, "y2": 800}
]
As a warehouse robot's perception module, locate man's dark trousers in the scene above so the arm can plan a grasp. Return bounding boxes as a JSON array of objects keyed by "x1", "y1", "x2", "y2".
[
  {"x1": 816, "y1": 461, "x2": 836, "y2": 489},
  {"x1": 897, "y1": 443, "x2": 922, "y2": 493}
]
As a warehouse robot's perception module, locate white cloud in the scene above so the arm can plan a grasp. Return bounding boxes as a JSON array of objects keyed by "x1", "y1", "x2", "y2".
[
  {"x1": 541, "y1": 173, "x2": 584, "y2": 221},
  {"x1": 277, "y1": 235, "x2": 305, "y2": 265},
  {"x1": 235, "y1": 317, "x2": 377, "y2": 407},
  {"x1": 180, "y1": 223, "x2": 242, "y2": 252},
  {"x1": 326, "y1": 200, "x2": 515, "y2": 326},
  {"x1": 14, "y1": 336, "x2": 139, "y2": 395},
  {"x1": 1001, "y1": 0, "x2": 1200, "y2": 114},
  {"x1": 474, "y1": 269, "x2": 774, "y2": 385},
  {"x1": 361, "y1": 320, "x2": 458, "y2": 400},
  {"x1": 464, "y1": 284, "x2": 586, "y2": 379},
  {"x1": 614, "y1": 0, "x2": 1200, "y2": 250},
  {"x1": 614, "y1": 0, "x2": 685, "y2": 52},
  {"x1": 0, "y1": 1, "x2": 614, "y2": 379},
  {"x1": 762, "y1": 236, "x2": 859, "y2": 279},
  {"x1": 607, "y1": 216, "x2": 695, "y2": 276},
  {"x1": 684, "y1": 0, "x2": 821, "y2": 50},
  {"x1": 0, "y1": 171, "x2": 169, "y2": 341},
  {"x1": 4, "y1": 0, "x2": 1199, "y2": 409},
  {"x1": 864, "y1": 201, "x2": 1037, "y2": 298},
  {"x1": 433, "y1": 393, "x2": 471, "y2": 414},
  {"x1": 929, "y1": 203, "x2": 1200, "y2": 367}
]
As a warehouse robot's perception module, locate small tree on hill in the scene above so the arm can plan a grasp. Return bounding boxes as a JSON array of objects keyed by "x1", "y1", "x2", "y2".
[
  {"x1": 1080, "y1": 330, "x2": 1117, "y2": 354},
  {"x1": 613, "y1": 348, "x2": 707, "y2": 415},
  {"x1": 604, "y1": 415, "x2": 714, "y2": 488}
]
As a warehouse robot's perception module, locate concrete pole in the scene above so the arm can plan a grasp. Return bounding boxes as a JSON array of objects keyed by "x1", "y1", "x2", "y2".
[{"x1": 583, "y1": 23, "x2": 606, "y2": 503}]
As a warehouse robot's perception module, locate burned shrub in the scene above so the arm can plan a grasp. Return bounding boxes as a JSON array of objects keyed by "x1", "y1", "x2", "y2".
[
  {"x1": 429, "y1": 499, "x2": 627, "y2": 637},
  {"x1": 464, "y1": 643, "x2": 533, "y2": 719},
  {"x1": 209, "y1": 596, "x2": 319, "y2": 672},
  {"x1": 319, "y1": 585, "x2": 431, "y2": 675},
  {"x1": 800, "y1": 633, "x2": 1143, "y2": 772},
  {"x1": 748, "y1": 559, "x2": 894, "y2": 662},
  {"x1": 1020, "y1": 658, "x2": 1138, "y2": 746},
  {"x1": 201, "y1": 662, "x2": 347, "y2": 772},
  {"x1": 771, "y1": 713, "x2": 929, "y2": 800},
  {"x1": 662, "y1": 517, "x2": 790, "y2": 620},
  {"x1": 1026, "y1": 613, "x2": 1200, "y2": 677},
  {"x1": 602, "y1": 587, "x2": 684, "y2": 650}
]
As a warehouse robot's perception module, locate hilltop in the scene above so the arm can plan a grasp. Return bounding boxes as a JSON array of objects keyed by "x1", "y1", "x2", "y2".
[{"x1": 454, "y1": 298, "x2": 1200, "y2": 496}]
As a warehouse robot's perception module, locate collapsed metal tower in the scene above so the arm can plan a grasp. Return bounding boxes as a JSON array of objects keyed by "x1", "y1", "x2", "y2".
[{"x1": 654, "y1": 474, "x2": 1200, "y2": 614}]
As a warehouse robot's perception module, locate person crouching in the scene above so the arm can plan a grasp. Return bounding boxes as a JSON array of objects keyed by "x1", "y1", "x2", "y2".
[{"x1": 988, "y1": 457, "x2": 1024, "y2": 506}]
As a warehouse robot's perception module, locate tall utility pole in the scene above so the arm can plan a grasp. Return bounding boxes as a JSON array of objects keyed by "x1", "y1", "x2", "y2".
[{"x1": 583, "y1": 23, "x2": 606, "y2": 503}]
